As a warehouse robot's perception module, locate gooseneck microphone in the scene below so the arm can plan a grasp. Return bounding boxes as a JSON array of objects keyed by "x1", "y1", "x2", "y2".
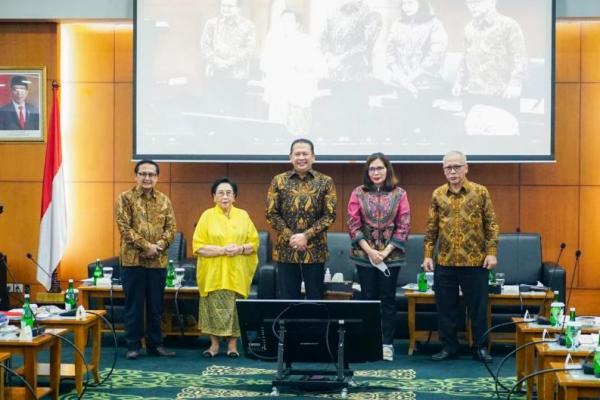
[
  {"x1": 536, "y1": 242, "x2": 566, "y2": 324},
  {"x1": 563, "y1": 250, "x2": 582, "y2": 320},
  {"x1": 26, "y1": 252, "x2": 51, "y2": 279}
]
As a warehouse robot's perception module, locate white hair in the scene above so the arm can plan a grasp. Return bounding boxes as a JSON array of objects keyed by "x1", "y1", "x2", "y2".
[{"x1": 443, "y1": 150, "x2": 467, "y2": 164}]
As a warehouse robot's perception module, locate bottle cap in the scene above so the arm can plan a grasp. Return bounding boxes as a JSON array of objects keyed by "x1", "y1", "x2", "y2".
[{"x1": 68, "y1": 278, "x2": 74, "y2": 283}]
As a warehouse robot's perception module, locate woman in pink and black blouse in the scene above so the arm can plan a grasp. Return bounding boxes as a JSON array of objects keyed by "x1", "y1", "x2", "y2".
[{"x1": 347, "y1": 152, "x2": 411, "y2": 361}]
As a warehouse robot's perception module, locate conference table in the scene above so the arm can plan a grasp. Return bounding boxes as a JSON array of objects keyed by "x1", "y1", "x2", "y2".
[
  {"x1": 513, "y1": 317, "x2": 600, "y2": 398},
  {"x1": 405, "y1": 287, "x2": 553, "y2": 356},
  {"x1": 549, "y1": 361, "x2": 600, "y2": 400},
  {"x1": 0, "y1": 328, "x2": 64, "y2": 400},
  {"x1": 37, "y1": 310, "x2": 106, "y2": 395}
]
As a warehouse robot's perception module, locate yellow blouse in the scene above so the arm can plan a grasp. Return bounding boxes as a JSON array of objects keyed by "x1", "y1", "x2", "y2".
[{"x1": 192, "y1": 205, "x2": 259, "y2": 298}]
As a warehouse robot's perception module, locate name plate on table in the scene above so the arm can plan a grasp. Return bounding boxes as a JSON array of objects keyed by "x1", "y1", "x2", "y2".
[
  {"x1": 325, "y1": 281, "x2": 353, "y2": 293},
  {"x1": 36, "y1": 292, "x2": 65, "y2": 304}
]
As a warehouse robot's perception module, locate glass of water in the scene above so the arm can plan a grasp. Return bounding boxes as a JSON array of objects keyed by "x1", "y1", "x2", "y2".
[
  {"x1": 102, "y1": 267, "x2": 113, "y2": 280},
  {"x1": 174, "y1": 268, "x2": 185, "y2": 288},
  {"x1": 495, "y1": 272, "x2": 506, "y2": 290}
]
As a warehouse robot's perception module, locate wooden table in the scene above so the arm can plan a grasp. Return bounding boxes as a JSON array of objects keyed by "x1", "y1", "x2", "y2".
[
  {"x1": 0, "y1": 328, "x2": 64, "y2": 400},
  {"x1": 550, "y1": 361, "x2": 600, "y2": 400},
  {"x1": 78, "y1": 285, "x2": 201, "y2": 336},
  {"x1": 0, "y1": 352, "x2": 10, "y2": 400},
  {"x1": 405, "y1": 288, "x2": 553, "y2": 356},
  {"x1": 534, "y1": 341, "x2": 595, "y2": 400},
  {"x1": 514, "y1": 318, "x2": 600, "y2": 396},
  {"x1": 38, "y1": 311, "x2": 106, "y2": 395}
]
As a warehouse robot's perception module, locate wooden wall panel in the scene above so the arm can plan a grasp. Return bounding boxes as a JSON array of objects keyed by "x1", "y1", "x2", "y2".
[
  {"x1": 61, "y1": 182, "x2": 114, "y2": 281},
  {"x1": 115, "y1": 25, "x2": 133, "y2": 83},
  {"x1": 579, "y1": 187, "x2": 600, "y2": 289},
  {"x1": 114, "y1": 83, "x2": 134, "y2": 182},
  {"x1": 555, "y1": 22, "x2": 581, "y2": 83},
  {"x1": 61, "y1": 24, "x2": 115, "y2": 83},
  {"x1": 171, "y1": 163, "x2": 226, "y2": 183},
  {"x1": 401, "y1": 185, "x2": 436, "y2": 234},
  {"x1": 520, "y1": 186, "x2": 579, "y2": 280},
  {"x1": 0, "y1": 144, "x2": 46, "y2": 181},
  {"x1": 487, "y1": 185, "x2": 520, "y2": 234},
  {"x1": 581, "y1": 22, "x2": 600, "y2": 82},
  {"x1": 580, "y1": 83, "x2": 600, "y2": 185},
  {"x1": 170, "y1": 183, "x2": 213, "y2": 256},
  {"x1": 62, "y1": 83, "x2": 114, "y2": 182},
  {"x1": 0, "y1": 182, "x2": 41, "y2": 283},
  {"x1": 520, "y1": 83, "x2": 580, "y2": 185}
]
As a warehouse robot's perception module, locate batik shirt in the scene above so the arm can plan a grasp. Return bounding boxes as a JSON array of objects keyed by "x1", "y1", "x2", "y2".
[
  {"x1": 266, "y1": 169, "x2": 337, "y2": 263},
  {"x1": 116, "y1": 186, "x2": 177, "y2": 268},
  {"x1": 200, "y1": 14, "x2": 256, "y2": 79},
  {"x1": 320, "y1": 1, "x2": 382, "y2": 82},
  {"x1": 456, "y1": 11, "x2": 527, "y2": 96},
  {"x1": 424, "y1": 179, "x2": 499, "y2": 267},
  {"x1": 347, "y1": 186, "x2": 411, "y2": 267}
]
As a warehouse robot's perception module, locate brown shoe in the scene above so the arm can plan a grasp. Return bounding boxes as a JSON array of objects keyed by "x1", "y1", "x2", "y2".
[
  {"x1": 126, "y1": 350, "x2": 139, "y2": 360},
  {"x1": 149, "y1": 346, "x2": 175, "y2": 357}
]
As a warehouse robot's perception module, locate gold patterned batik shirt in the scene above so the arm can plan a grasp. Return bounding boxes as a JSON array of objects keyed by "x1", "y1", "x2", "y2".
[
  {"x1": 115, "y1": 186, "x2": 177, "y2": 268},
  {"x1": 266, "y1": 169, "x2": 337, "y2": 263},
  {"x1": 423, "y1": 179, "x2": 499, "y2": 267}
]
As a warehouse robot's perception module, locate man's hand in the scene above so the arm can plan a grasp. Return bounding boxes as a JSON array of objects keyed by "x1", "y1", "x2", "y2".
[
  {"x1": 289, "y1": 234, "x2": 308, "y2": 251},
  {"x1": 422, "y1": 257, "x2": 435, "y2": 272},
  {"x1": 142, "y1": 243, "x2": 163, "y2": 258},
  {"x1": 483, "y1": 255, "x2": 497, "y2": 270}
]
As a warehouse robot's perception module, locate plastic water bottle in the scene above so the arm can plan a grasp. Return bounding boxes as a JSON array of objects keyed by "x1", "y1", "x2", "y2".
[
  {"x1": 64, "y1": 279, "x2": 77, "y2": 311},
  {"x1": 593, "y1": 334, "x2": 600, "y2": 377},
  {"x1": 21, "y1": 293, "x2": 35, "y2": 329},
  {"x1": 324, "y1": 268, "x2": 332, "y2": 283},
  {"x1": 166, "y1": 259, "x2": 175, "y2": 288},
  {"x1": 549, "y1": 291, "x2": 564, "y2": 327},
  {"x1": 564, "y1": 307, "x2": 581, "y2": 349},
  {"x1": 417, "y1": 266, "x2": 428, "y2": 292},
  {"x1": 93, "y1": 259, "x2": 103, "y2": 286}
]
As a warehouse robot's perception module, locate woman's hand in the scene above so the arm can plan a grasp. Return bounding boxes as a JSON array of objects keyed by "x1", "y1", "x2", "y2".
[
  {"x1": 368, "y1": 249, "x2": 385, "y2": 265},
  {"x1": 224, "y1": 244, "x2": 242, "y2": 256}
]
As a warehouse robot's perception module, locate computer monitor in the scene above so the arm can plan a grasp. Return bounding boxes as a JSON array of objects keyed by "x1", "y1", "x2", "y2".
[{"x1": 236, "y1": 299, "x2": 382, "y2": 364}]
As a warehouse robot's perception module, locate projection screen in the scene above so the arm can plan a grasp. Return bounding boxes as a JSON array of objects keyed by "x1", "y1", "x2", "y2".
[{"x1": 134, "y1": 0, "x2": 555, "y2": 162}]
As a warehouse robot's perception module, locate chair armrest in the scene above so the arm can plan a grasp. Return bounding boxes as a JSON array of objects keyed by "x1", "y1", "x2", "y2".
[
  {"x1": 256, "y1": 263, "x2": 276, "y2": 299},
  {"x1": 541, "y1": 262, "x2": 566, "y2": 300}
]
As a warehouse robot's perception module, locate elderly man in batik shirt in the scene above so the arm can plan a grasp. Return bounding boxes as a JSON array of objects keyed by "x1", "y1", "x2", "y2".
[
  {"x1": 452, "y1": 0, "x2": 527, "y2": 117},
  {"x1": 266, "y1": 139, "x2": 337, "y2": 300},
  {"x1": 116, "y1": 160, "x2": 177, "y2": 360},
  {"x1": 200, "y1": 0, "x2": 256, "y2": 115},
  {"x1": 422, "y1": 150, "x2": 499, "y2": 363}
]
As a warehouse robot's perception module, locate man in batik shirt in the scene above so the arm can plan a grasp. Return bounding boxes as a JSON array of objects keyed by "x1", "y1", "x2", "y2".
[
  {"x1": 116, "y1": 160, "x2": 177, "y2": 360},
  {"x1": 200, "y1": 0, "x2": 256, "y2": 116},
  {"x1": 266, "y1": 139, "x2": 337, "y2": 300}
]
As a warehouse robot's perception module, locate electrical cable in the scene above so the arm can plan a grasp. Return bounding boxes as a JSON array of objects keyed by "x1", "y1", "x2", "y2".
[
  {"x1": 506, "y1": 365, "x2": 583, "y2": 400},
  {"x1": 46, "y1": 331, "x2": 90, "y2": 400},
  {"x1": 0, "y1": 362, "x2": 38, "y2": 400},
  {"x1": 174, "y1": 284, "x2": 185, "y2": 337},
  {"x1": 84, "y1": 310, "x2": 118, "y2": 387}
]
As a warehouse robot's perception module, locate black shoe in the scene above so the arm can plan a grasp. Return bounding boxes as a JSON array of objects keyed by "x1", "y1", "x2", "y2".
[
  {"x1": 126, "y1": 350, "x2": 139, "y2": 360},
  {"x1": 148, "y1": 346, "x2": 176, "y2": 357},
  {"x1": 431, "y1": 349, "x2": 458, "y2": 361},
  {"x1": 473, "y1": 348, "x2": 493, "y2": 363}
]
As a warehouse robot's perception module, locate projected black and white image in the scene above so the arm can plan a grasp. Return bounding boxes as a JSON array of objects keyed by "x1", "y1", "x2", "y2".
[{"x1": 135, "y1": 0, "x2": 553, "y2": 161}]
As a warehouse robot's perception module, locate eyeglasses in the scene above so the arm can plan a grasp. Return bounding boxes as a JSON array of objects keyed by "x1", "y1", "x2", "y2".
[
  {"x1": 368, "y1": 166, "x2": 386, "y2": 173},
  {"x1": 215, "y1": 190, "x2": 234, "y2": 197},
  {"x1": 443, "y1": 164, "x2": 465, "y2": 173},
  {"x1": 137, "y1": 172, "x2": 158, "y2": 178}
]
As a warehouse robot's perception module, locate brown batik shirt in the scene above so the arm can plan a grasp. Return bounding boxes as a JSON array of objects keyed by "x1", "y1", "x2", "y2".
[
  {"x1": 115, "y1": 186, "x2": 177, "y2": 268},
  {"x1": 424, "y1": 179, "x2": 499, "y2": 267},
  {"x1": 266, "y1": 169, "x2": 337, "y2": 264}
]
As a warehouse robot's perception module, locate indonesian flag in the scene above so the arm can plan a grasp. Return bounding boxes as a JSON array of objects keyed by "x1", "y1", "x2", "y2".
[{"x1": 37, "y1": 83, "x2": 67, "y2": 290}]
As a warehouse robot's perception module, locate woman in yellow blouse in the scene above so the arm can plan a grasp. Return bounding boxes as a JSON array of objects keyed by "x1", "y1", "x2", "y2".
[{"x1": 193, "y1": 177, "x2": 259, "y2": 357}]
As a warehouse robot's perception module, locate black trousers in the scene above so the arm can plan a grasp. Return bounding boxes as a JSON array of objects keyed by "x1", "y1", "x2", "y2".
[
  {"x1": 121, "y1": 266, "x2": 167, "y2": 351},
  {"x1": 357, "y1": 265, "x2": 400, "y2": 345},
  {"x1": 276, "y1": 262, "x2": 324, "y2": 300},
  {"x1": 434, "y1": 266, "x2": 489, "y2": 353}
]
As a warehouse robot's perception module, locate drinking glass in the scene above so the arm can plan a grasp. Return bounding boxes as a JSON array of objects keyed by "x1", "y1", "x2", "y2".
[
  {"x1": 102, "y1": 267, "x2": 113, "y2": 280},
  {"x1": 174, "y1": 268, "x2": 185, "y2": 288},
  {"x1": 425, "y1": 272, "x2": 434, "y2": 290},
  {"x1": 495, "y1": 272, "x2": 506, "y2": 289}
]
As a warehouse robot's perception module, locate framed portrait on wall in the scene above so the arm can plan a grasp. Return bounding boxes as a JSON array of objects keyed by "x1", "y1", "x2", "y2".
[{"x1": 0, "y1": 66, "x2": 46, "y2": 141}]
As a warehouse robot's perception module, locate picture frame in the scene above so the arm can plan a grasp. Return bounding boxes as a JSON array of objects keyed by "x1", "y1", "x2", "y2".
[{"x1": 0, "y1": 66, "x2": 46, "y2": 142}]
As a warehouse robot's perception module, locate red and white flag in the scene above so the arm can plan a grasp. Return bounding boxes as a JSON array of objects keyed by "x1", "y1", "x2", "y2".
[{"x1": 37, "y1": 83, "x2": 67, "y2": 290}]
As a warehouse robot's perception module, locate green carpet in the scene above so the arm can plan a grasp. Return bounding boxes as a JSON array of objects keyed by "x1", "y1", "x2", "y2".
[{"x1": 48, "y1": 339, "x2": 525, "y2": 399}]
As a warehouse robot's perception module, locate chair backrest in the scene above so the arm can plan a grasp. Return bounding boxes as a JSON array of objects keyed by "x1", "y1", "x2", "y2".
[
  {"x1": 496, "y1": 233, "x2": 542, "y2": 285},
  {"x1": 257, "y1": 231, "x2": 270, "y2": 266},
  {"x1": 398, "y1": 234, "x2": 424, "y2": 286},
  {"x1": 325, "y1": 232, "x2": 355, "y2": 281},
  {"x1": 167, "y1": 231, "x2": 186, "y2": 261}
]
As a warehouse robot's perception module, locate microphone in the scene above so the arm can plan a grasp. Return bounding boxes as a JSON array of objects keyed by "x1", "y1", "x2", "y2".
[
  {"x1": 536, "y1": 242, "x2": 566, "y2": 325},
  {"x1": 559, "y1": 250, "x2": 582, "y2": 332},
  {"x1": 25, "y1": 253, "x2": 62, "y2": 289}
]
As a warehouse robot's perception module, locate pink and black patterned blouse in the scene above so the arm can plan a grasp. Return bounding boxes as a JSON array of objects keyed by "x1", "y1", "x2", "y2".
[{"x1": 346, "y1": 185, "x2": 410, "y2": 267}]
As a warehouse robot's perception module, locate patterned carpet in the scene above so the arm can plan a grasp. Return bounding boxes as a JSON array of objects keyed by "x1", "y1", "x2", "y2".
[{"x1": 51, "y1": 340, "x2": 524, "y2": 400}]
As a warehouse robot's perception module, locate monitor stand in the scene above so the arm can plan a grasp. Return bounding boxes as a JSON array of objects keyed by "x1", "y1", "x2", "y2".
[{"x1": 270, "y1": 318, "x2": 355, "y2": 399}]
